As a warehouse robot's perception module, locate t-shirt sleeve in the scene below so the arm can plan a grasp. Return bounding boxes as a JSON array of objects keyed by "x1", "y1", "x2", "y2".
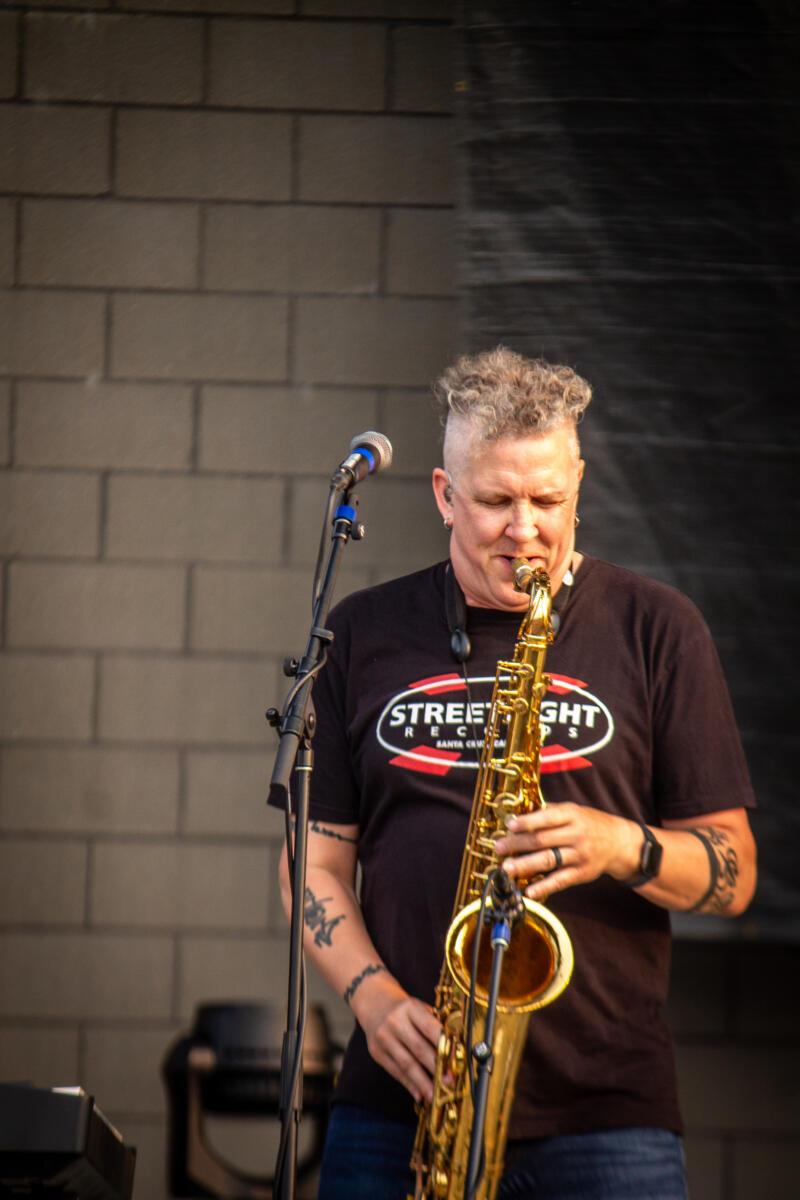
[{"x1": 650, "y1": 606, "x2": 756, "y2": 821}]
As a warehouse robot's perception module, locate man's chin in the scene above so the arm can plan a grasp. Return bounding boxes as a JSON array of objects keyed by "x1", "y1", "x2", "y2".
[{"x1": 491, "y1": 579, "x2": 534, "y2": 612}]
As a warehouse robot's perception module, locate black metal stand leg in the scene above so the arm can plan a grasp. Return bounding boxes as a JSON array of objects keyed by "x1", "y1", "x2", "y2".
[
  {"x1": 269, "y1": 495, "x2": 362, "y2": 1200},
  {"x1": 465, "y1": 917, "x2": 511, "y2": 1200},
  {"x1": 277, "y1": 741, "x2": 313, "y2": 1200}
]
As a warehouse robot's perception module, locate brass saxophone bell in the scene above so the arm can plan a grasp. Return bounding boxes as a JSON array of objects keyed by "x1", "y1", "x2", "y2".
[{"x1": 444, "y1": 896, "x2": 573, "y2": 1015}]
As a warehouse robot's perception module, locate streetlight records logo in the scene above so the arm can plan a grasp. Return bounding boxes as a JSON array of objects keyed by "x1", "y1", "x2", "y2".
[{"x1": 376, "y1": 672, "x2": 614, "y2": 777}]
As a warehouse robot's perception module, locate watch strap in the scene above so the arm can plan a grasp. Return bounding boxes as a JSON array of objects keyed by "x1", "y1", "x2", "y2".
[{"x1": 624, "y1": 821, "x2": 663, "y2": 888}]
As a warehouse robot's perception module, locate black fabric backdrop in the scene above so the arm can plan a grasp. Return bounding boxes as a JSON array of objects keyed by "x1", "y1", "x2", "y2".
[{"x1": 460, "y1": 0, "x2": 799, "y2": 935}]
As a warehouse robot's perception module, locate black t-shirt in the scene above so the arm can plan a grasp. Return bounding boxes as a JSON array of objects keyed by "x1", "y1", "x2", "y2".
[{"x1": 277, "y1": 556, "x2": 755, "y2": 1138}]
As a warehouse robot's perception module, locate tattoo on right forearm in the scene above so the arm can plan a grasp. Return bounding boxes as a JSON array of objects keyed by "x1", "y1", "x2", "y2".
[
  {"x1": 289, "y1": 817, "x2": 358, "y2": 845},
  {"x1": 343, "y1": 963, "x2": 386, "y2": 1006},
  {"x1": 687, "y1": 825, "x2": 740, "y2": 913},
  {"x1": 303, "y1": 886, "x2": 346, "y2": 948},
  {"x1": 310, "y1": 820, "x2": 358, "y2": 844}
]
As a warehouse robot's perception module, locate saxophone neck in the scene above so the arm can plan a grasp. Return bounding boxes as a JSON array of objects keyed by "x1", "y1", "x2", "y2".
[{"x1": 512, "y1": 559, "x2": 553, "y2": 644}]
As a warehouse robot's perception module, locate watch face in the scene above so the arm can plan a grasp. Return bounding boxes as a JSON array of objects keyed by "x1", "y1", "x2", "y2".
[{"x1": 642, "y1": 832, "x2": 663, "y2": 878}]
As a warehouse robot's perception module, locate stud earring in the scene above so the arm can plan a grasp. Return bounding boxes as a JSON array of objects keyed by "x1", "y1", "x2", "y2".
[
  {"x1": 444, "y1": 517, "x2": 453, "y2": 531},
  {"x1": 574, "y1": 514, "x2": 580, "y2": 528}
]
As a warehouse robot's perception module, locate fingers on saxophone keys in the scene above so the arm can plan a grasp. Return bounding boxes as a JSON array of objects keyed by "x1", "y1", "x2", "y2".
[
  {"x1": 503, "y1": 846, "x2": 566, "y2": 879},
  {"x1": 391, "y1": 1047, "x2": 434, "y2": 1105}
]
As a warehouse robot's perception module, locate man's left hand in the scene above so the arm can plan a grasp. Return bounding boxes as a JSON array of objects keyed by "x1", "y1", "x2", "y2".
[{"x1": 493, "y1": 803, "x2": 640, "y2": 901}]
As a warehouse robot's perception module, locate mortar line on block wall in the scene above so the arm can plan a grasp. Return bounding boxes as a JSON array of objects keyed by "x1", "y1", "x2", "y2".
[
  {"x1": 190, "y1": 385, "x2": 201, "y2": 469},
  {"x1": 4, "y1": 380, "x2": 14, "y2": 467},
  {"x1": 79, "y1": 919, "x2": 275, "y2": 937},
  {"x1": 1, "y1": 645, "x2": 281, "y2": 662},
  {"x1": 0, "y1": 830, "x2": 272, "y2": 850},
  {"x1": 171, "y1": 934, "x2": 182, "y2": 1022},
  {"x1": 0, "y1": 919, "x2": 277, "y2": 936},
  {"x1": 281, "y1": 476, "x2": 293, "y2": 567},
  {"x1": 383, "y1": 21, "x2": 395, "y2": 111},
  {"x1": 377, "y1": 208, "x2": 389, "y2": 295},
  {"x1": 183, "y1": 563, "x2": 194, "y2": 653},
  {"x1": 76, "y1": 1022, "x2": 87, "y2": 1086},
  {"x1": 102, "y1": 293, "x2": 113, "y2": 379},
  {"x1": 1, "y1": 195, "x2": 454, "y2": 214},
  {"x1": 84, "y1": 838, "x2": 95, "y2": 927},
  {"x1": 191, "y1": 9, "x2": 450, "y2": 27},
  {"x1": 22, "y1": 96, "x2": 454, "y2": 119},
  {"x1": 0, "y1": 553, "x2": 364, "y2": 573},
  {"x1": 196, "y1": 205, "x2": 207, "y2": 291},
  {"x1": 46, "y1": 377, "x2": 455, "y2": 397},
  {"x1": 201, "y1": 15, "x2": 211, "y2": 106},
  {"x1": 176, "y1": 746, "x2": 188, "y2": 833},
  {"x1": 374, "y1": 389, "x2": 386, "y2": 429},
  {"x1": 289, "y1": 112, "x2": 300, "y2": 204},
  {"x1": 9, "y1": 282, "x2": 458, "y2": 302},
  {"x1": 13, "y1": 198, "x2": 22, "y2": 286},
  {"x1": 285, "y1": 293, "x2": 296, "y2": 385},
  {"x1": 0, "y1": 1014, "x2": 180, "y2": 1031},
  {"x1": 0, "y1": 830, "x2": 106, "y2": 847},
  {"x1": 20, "y1": 6, "x2": 450, "y2": 27},
  {"x1": 108, "y1": 107, "x2": 117, "y2": 199},
  {"x1": 15, "y1": 8, "x2": 24, "y2": 100},
  {"x1": 0, "y1": 561, "x2": 8, "y2": 649},
  {"x1": 98, "y1": 470, "x2": 110, "y2": 559},
  {"x1": 91, "y1": 653, "x2": 102, "y2": 742},
  {"x1": 4, "y1": 736, "x2": 280, "y2": 754}
]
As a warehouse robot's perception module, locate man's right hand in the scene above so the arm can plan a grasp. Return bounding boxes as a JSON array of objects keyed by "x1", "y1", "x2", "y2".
[{"x1": 354, "y1": 976, "x2": 442, "y2": 1104}]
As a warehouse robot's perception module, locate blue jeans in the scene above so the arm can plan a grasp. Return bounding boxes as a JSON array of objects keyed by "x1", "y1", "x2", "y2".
[{"x1": 318, "y1": 1104, "x2": 688, "y2": 1200}]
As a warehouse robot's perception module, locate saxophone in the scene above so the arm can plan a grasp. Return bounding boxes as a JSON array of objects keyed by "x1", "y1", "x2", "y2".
[{"x1": 409, "y1": 560, "x2": 574, "y2": 1200}]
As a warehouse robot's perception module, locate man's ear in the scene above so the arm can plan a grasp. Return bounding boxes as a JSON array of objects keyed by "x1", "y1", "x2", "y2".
[{"x1": 432, "y1": 467, "x2": 453, "y2": 521}]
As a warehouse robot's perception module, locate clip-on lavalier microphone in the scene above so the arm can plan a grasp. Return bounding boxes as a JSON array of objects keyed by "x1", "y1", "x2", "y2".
[{"x1": 445, "y1": 563, "x2": 472, "y2": 664}]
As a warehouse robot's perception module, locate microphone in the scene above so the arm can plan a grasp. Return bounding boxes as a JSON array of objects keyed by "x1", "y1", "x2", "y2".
[{"x1": 331, "y1": 431, "x2": 393, "y2": 491}]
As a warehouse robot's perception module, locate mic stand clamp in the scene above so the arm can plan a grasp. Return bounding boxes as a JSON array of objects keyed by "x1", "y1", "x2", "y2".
[{"x1": 465, "y1": 869, "x2": 523, "y2": 1200}]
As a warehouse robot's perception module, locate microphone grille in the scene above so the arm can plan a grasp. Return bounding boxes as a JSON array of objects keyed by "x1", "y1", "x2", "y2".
[{"x1": 349, "y1": 430, "x2": 393, "y2": 472}]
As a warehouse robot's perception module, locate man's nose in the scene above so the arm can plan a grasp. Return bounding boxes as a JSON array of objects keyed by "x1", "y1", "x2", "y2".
[{"x1": 506, "y1": 504, "x2": 537, "y2": 541}]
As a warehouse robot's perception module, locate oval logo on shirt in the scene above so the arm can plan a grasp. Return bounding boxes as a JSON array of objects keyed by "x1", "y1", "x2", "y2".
[{"x1": 376, "y1": 672, "x2": 614, "y2": 777}]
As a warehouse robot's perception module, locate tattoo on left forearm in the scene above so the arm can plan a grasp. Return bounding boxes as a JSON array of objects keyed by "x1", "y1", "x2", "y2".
[
  {"x1": 343, "y1": 963, "x2": 386, "y2": 1006},
  {"x1": 687, "y1": 825, "x2": 739, "y2": 913},
  {"x1": 304, "y1": 887, "x2": 346, "y2": 948}
]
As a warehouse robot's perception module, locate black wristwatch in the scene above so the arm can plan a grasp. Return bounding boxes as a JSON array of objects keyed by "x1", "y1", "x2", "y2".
[{"x1": 624, "y1": 822, "x2": 663, "y2": 888}]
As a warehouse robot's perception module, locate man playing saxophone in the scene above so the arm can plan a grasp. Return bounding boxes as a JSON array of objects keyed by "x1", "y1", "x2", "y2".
[{"x1": 275, "y1": 348, "x2": 757, "y2": 1199}]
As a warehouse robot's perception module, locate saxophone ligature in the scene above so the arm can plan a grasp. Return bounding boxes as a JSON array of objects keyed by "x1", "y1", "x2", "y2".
[{"x1": 409, "y1": 560, "x2": 574, "y2": 1200}]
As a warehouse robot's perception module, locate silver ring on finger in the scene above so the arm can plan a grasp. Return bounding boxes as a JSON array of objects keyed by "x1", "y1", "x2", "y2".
[{"x1": 551, "y1": 846, "x2": 563, "y2": 871}]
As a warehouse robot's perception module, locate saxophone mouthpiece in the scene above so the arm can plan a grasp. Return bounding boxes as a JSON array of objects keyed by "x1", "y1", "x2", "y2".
[{"x1": 512, "y1": 558, "x2": 535, "y2": 593}]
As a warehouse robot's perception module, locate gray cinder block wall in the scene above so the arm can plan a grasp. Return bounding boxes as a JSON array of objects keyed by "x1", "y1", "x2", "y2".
[
  {"x1": 0, "y1": 3, "x2": 454, "y2": 1195},
  {"x1": 0, "y1": 5, "x2": 796, "y2": 1200}
]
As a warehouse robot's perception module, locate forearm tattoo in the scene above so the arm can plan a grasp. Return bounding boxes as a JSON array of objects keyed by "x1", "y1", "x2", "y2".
[
  {"x1": 303, "y1": 886, "x2": 346, "y2": 947},
  {"x1": 687, "y1": 825, "x2": 740, "y2": 913},
  {"x1": 310, "y1": 820, "x2": 358, "y2": 844},
  {"x1": 344, "y1": 963, "x2": 386, "y2": 1006},
  {"x1": 289, "y1": 817, "x2": 357, "y2": 845}
]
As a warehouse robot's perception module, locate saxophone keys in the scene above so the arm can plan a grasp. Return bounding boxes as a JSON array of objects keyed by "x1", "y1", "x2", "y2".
[{"x1": 433, "y1": 1166, "x2": 450, "y2": 1198}]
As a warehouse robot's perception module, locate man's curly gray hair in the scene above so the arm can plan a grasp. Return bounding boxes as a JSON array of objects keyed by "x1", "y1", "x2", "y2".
[{"x1": 433, "y1": 347, "x2": 593, "y2": 444}]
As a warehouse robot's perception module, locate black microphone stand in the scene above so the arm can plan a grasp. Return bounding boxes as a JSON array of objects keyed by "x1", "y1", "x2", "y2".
[
  {"x1": 465, "y1": 870, "x2": 523, "y2": 1200},
  {"x1": 267, "y1": 488, "x2": 364, "y2": 1200}
]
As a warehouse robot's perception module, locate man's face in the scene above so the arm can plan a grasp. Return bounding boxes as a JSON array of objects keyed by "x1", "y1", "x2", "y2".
[{"x1": 432, "y1": 421, "x2": 584, "y2": 611}]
